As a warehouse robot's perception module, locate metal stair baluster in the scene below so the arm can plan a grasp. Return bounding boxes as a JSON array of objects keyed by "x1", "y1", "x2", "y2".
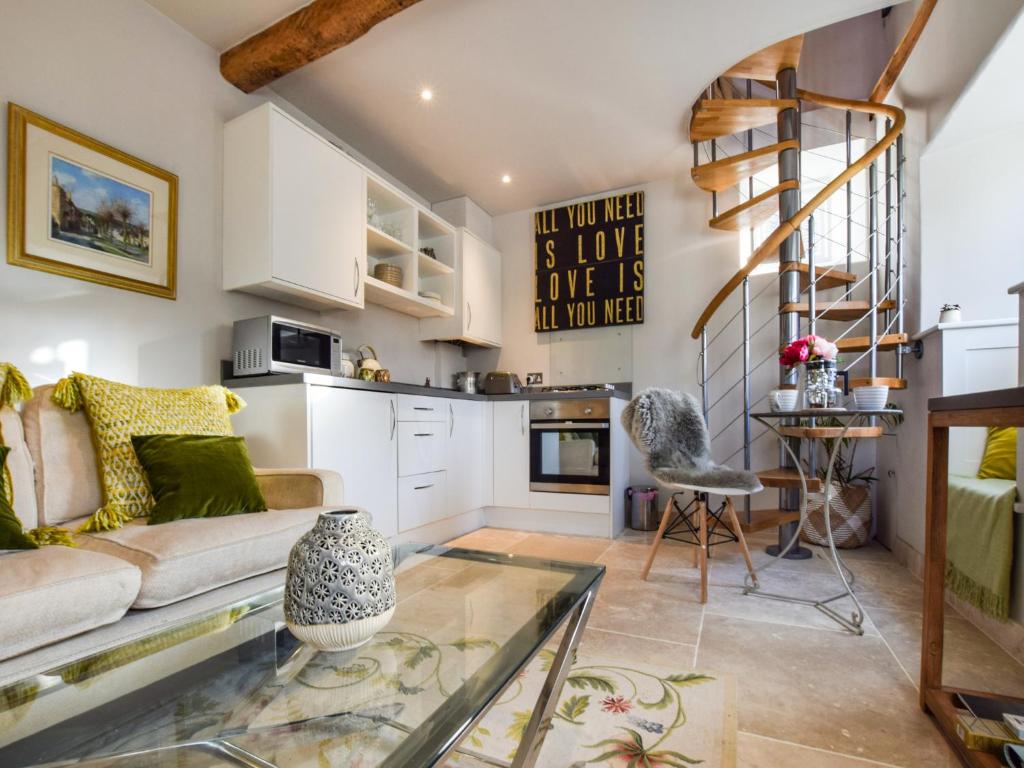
[
  {"x1": 884, "y1": 118, "x2": 893, "y2": 329},
  {"x1": 868, "y1": 160, "x2": 878, "y2": 381},
  {"x1": 896, "y1": 133, "x2": 906, "y2": 380}
]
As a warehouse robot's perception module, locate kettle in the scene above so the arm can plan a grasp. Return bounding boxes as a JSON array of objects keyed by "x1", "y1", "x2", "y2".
[{"x1": 357, "y1": 345, "x2": 382, "y2": 378}]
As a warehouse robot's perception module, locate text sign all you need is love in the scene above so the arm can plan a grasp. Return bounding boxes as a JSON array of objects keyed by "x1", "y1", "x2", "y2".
[{"x1": 534, "y1": 190, "x2": 645, "y2": 332}]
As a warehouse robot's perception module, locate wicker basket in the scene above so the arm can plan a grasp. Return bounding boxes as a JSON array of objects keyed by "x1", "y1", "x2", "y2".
[
  {"x1": 801, "y1": 481, "x2": 872, "y2": 549},
  {"x1": 373, "y1": 263, "x2": 403, "y2": 287}
]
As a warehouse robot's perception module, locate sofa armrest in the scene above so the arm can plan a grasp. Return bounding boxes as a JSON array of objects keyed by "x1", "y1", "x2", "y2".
[{"x1": 253, "y1": 469, "x2": 344, "y2": 510}]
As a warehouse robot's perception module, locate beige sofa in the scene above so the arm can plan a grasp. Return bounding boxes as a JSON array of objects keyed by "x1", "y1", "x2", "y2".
[{"x1": 0, "y1": 385, "x2": 344, "y2": 661}]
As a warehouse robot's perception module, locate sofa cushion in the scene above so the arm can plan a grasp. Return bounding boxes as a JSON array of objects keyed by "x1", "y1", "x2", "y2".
[
  {"x1": 0, "y1": 407, "x2": 37, "y2": 530},
  {"x1": 0, "y1": 547, "x2": 141, "y2": 661},
  {"x1": 51, "y1": 374, "x2": 244, "y2": 532},
  {"x1": 75, "y1": 506, "x2": 325, "y2": 608},
  {"x1": 21, "y1": 385, "x2": 103, "y2": 527}
]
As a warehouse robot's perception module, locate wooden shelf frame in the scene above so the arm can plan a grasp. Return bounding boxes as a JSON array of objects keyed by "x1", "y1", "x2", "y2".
[{"x1": 921, "y1": 387, "x2": 1024, "y2": 765}]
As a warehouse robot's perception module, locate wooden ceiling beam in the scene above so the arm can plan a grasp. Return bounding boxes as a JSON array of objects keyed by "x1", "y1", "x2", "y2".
[{"x1": 221, "y1": 0, "x2": 424, "y2": 93}]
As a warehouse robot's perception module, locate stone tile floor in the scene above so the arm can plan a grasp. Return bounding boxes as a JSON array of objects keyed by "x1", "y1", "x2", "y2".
[{"x1": 445, "y1": 525, "x2": 1024, "y2": 767}]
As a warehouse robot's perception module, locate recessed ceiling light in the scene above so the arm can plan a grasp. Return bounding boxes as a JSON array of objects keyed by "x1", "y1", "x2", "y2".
[
  {"x1": 420, "y1": 88, "x2": 433, "y2": 102},
  {"x1": 501, "y1": 174, "x2": 512, "y2": 184}
]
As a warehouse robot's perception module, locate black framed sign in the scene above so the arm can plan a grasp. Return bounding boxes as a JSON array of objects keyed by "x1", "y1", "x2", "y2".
[{"x1": 534, "y1": 190, "x2": 644, "y2": 332}]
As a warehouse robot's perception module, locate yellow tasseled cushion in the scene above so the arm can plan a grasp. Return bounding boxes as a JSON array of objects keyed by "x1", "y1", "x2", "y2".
[
  {"x1": 977, "y1": 427, "x2": 1017, "y2": 481},
  {"x1": 51, "y1": 373, "x2": 246, "y2": 532}
]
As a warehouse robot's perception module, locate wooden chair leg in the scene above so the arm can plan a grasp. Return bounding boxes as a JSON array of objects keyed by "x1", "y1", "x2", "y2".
[
  {"x1": 725, "y1": 497, "x2": 758, "y2": 587},
  {"x1": 698, "y1": 499, "x2": 708, "y2": 603},
  {"x1": 641, "y1": 496, "x2": 675, "y2": 581}
]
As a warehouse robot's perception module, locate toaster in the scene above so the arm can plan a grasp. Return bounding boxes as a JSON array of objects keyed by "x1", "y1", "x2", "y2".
[{"x1": 483, "y1": 371, "x2": 523, "y2": 394}]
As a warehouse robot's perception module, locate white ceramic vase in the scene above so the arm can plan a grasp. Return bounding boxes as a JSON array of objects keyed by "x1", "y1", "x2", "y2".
[{"x1": 284, "y1": 508, "x2": 396, "y2": 651}]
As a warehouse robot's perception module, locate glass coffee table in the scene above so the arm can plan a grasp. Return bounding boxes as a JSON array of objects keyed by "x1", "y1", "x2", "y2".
[{"x1": 0, "y1": 545, "x2": 603, "y2": 768}]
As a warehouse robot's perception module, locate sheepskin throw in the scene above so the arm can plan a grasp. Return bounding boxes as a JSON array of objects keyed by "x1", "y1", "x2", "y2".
[{"x1": 622, "y1": 388, "x2": 761, "y2": 492}]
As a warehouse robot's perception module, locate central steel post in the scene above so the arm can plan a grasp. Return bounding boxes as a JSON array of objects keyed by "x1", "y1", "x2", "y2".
[{"x1": 770, "y1": 67, "x2": 810, "y2": 560}]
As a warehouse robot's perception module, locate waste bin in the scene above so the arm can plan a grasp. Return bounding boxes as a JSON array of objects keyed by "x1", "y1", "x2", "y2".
[{"x1": 626, "y1": 486, "x2": 660, "y2": 531}]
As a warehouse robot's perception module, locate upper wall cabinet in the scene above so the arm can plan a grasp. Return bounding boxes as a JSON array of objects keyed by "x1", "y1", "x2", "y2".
[
  {"x1": 421, "y1": 228, "x2": 502, "y2": 347},
  {"x1": 223, "y1": 104, "x2": 366, "y2": 310},
  {"x1": 363, "y1": 176, "x2": 456, "y2": 319}
]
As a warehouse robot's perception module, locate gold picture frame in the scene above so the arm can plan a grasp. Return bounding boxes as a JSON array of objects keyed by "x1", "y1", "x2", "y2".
[{"x1": 6, "y1": 103, "x2": 178, "y2": 299}]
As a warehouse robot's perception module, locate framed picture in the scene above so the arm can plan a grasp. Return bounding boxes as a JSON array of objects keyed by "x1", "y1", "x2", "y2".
[{"x1": 6, "y1": 103, "x2": 177, "y2": 299}]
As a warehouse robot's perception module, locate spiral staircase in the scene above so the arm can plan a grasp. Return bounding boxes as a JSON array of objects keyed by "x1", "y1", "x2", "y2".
[{"x1": 689, "y1": 34, "x2": 908, "y2": 551}]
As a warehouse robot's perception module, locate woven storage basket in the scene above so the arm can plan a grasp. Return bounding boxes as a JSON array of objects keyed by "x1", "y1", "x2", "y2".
[{"x1": 801, "y1": 481, "x2": 872, "y2": 549}]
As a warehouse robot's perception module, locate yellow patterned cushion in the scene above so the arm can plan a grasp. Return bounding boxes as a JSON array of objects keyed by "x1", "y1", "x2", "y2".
[
  {"x1": 51, "y1": 373, "x2": 246, "y2": 532},
  {"x1": 977, "y1": 426, "x2": 1017, "y2": 481}
]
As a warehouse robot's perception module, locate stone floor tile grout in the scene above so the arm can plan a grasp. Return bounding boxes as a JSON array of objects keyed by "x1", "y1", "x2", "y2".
[
  {"x1": 583, "y1": 625, "x2": 698, "y2": 652},
  {"x1": 693, "y1": 604, "x2": 707, "y2": 669},
  {"x1": 702, "y1": 607, "x2": 876, "y2": 638},
  {"x1": 739, "y1": 731, "x2": 905, "y2": 767}
]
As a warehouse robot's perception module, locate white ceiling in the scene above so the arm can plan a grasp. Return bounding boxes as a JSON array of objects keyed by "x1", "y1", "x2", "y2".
[{"x1": 147, "y1": 0, "x2": 894, "y2": 215}]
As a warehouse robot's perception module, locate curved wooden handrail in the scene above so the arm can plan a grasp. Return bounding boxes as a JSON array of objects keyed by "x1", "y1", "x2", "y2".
[{"x1": 689, "y1": 89, "x2": 905, "y2": 338}]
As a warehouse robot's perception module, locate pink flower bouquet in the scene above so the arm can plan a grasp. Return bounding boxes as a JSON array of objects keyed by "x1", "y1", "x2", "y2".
[{"x1": 779, "y1": 334, "x2": 838, "y2": 370}]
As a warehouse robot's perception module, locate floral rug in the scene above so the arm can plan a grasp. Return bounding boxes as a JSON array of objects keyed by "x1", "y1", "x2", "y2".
[{"x1": 446, "y1": 647, "x2": 736, "y2": 768}]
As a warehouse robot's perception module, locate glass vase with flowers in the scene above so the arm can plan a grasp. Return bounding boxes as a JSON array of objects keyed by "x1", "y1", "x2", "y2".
[{"x1": 779, "y1": 335, "x2": 841, "y2": 409}]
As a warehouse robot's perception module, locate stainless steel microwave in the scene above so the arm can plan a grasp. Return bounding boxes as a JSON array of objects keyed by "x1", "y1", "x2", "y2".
[{"x1": 232, "y1": 316, "x2": 342, "y2": 377}]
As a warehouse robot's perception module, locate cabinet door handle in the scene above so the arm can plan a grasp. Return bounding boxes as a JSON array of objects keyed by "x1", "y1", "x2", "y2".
[
  {"x1": 413, "y1": 406, "x2": 435, "y2": 411},
  {"x1": 466, "y1": 302, "x2": 472, "y2": 331},
  {"x1": 389, "y1": 399, "x2": 396, "y2": 439},
  {"x1": 354, "y1": 259, "x2": 361, "y2": 295},
  {"x1": 520, "y1": 404, "x2": 525, "y2": 435},
  {"x1": 449, "y1": 403, "x2": 454, "y2": 437},
  {"x1": 413, "y1": 432, "x2": 433, "y2": 437},
  {"x1": 414, "y1": 484, "x2": 434, "y2": 491}
]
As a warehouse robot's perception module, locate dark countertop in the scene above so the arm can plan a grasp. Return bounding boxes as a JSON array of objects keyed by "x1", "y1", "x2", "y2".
[
  {"x1": 222, "y1": 371, "x2": 632, "y2": 402},
  {"x1": 928, "y1": 386, "x2": 1024, "y2": 412}
]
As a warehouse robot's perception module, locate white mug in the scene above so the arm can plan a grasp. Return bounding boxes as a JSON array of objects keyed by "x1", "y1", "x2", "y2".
[
  {"x1": 769, "y1": 389, "x2": 799, "y2": 412},
  {"x1": 853, "y1": 385, "x2": 889, "y2": 411}
]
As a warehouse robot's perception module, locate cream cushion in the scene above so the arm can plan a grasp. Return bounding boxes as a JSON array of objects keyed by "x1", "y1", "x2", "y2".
[
  {"x1": 75, "y1": 506, "x2": 327, "y2": 608},
  {"x1": 21, "y1": 384, "x2": 102, "y2": 526},
  {"x1": 0, "y1": 407, "x2": 38, "y2": 529},
  {"x1": 0, "y1": 547, "x2": 141, "y2": 661}
]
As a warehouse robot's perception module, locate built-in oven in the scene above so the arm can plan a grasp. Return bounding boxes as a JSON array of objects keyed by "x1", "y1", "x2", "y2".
[{"x1": 529, "y1": 398, "x2": 610, "y2": 495}]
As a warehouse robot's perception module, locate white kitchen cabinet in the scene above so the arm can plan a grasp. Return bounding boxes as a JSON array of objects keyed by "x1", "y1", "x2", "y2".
[
  {"x1": 308, "y1": 386, "x2": 398, "y2": 537},
  {"x1": 223, "y1": 103, "x2": 366, "y2": 311},
  {"x1": 492, "y1": 401, "x2": 530, "y2": 508},
  {"x1": 446, "y1": 399, "x2": 487, "y2": 516},
  {"x1": 398, "y1": 472, "x2": 447, "y2": 533},
  {"x1": 397, "y1": 421, "x2": 445, "y2": 476},
  {"x1": 420, "y1": 228, "x2": 502, "y2": 347}
]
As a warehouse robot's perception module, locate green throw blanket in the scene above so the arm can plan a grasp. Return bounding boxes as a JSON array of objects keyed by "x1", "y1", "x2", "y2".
[{"x1": 946, "y1": 474, "x2": 1018, "y2": 621}]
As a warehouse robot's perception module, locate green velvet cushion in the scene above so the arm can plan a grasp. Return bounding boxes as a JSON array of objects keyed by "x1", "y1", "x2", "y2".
[
  {"x1": 131, "y1": 435, "x2": 268, "y2": 526},
  {"x1": 0, "y1": 445, "x2": 38, "y2": 549}
]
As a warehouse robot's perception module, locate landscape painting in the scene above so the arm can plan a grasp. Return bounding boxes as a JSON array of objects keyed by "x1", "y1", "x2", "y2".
[{"x1": 50, "y1": 154, "x2": 152, "y2": 264}]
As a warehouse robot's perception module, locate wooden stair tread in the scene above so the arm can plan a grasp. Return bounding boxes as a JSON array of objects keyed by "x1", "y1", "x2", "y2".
[
  {"x1": 709, "y1": 180, "x2": 798, "y2": 231},
  {"x1": 725, "y1": 35, "x2": 804, "y2": 80},
  {"x1": 778, "y1": 425, "x2": 884, "y2": 439},
  {"x1": 740, "y1": 509, "x2": 801, "y2": 534},
  {"x1": 849, "y1": 377, "x2": 907, "y2": 390},
  {"x1": 757, "y1": 467, "x2": 822, "y2": 493},
  {"x1": 780, "y1": 262, "x2": 857, "y2": 292},
  {"x1": 690, "y1": 98, "x2": 798, "y2": 142},
  {"x1": 836, "y1": 333, "x2": 909, "y2": 353},
  {"x1": 779, "y1": 300, "x2": 896, "y2": 321},
  {"x1": 691, "y1": 140, "x2": 798, "y2": 192}
]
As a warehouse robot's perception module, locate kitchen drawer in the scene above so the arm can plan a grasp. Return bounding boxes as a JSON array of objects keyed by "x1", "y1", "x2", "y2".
[
  {"x1": 398, "y1": 421, "x2": 445, "y2": 476},
  {"x1": 396, "y1": 394, "x2": 445, "y2": 422},
  {"x1": 398, "y1": 471, "x2": 447, "y2": 533}
]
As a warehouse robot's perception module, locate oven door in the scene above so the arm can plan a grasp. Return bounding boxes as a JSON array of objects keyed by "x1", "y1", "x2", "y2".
[{"x1": 529, "y1": 420, "x2": 610, "y2": 495}]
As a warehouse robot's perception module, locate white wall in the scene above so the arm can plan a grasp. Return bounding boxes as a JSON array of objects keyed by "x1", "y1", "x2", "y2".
[
  {"x1": 876, "y1": 0, "x2": 1024, "y2": 557},
  {"x1": 0, "y1": 0, "x2": 464, "y2": 390}
]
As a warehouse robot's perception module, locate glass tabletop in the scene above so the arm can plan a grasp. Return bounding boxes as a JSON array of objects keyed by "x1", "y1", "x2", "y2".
[{"x1": 0, "y1": 545, "x2": 604, "y2": 768}]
